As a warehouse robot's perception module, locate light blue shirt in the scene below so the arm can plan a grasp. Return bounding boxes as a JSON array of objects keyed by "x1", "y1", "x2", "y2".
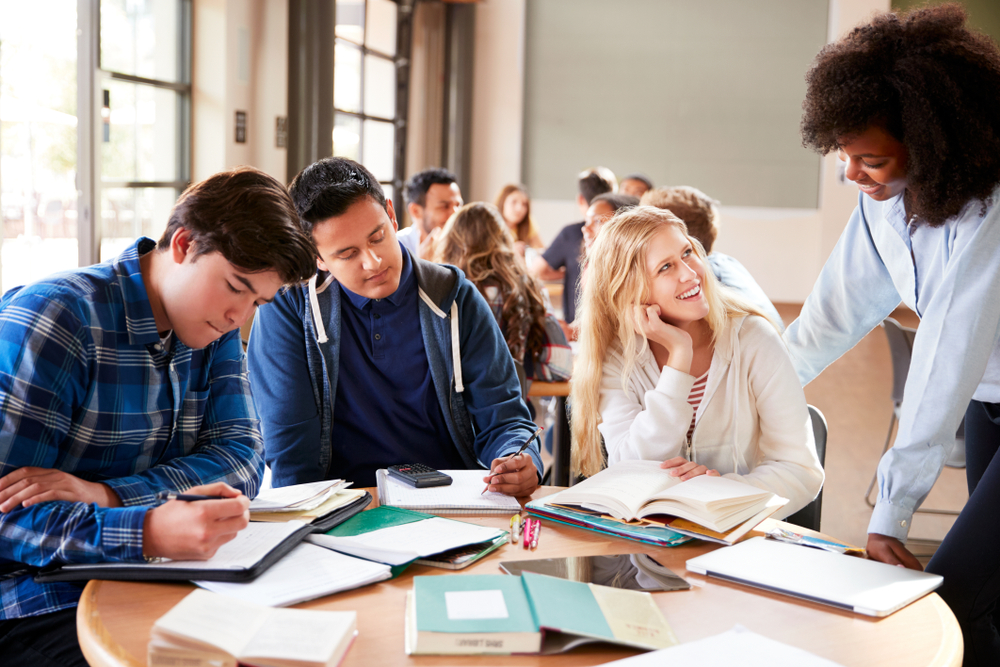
[
  {"x1": 396, "y1": 225, "x2": 419, "y2": 257},
  {"x1": 784, "y1": 187, "x2": 1000, "y2": 541}
]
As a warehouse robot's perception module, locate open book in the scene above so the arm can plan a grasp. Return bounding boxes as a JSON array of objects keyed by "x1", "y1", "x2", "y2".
[
  {"x1": 149, "y1": 589, "x2": 357, "y2": 667},
  {"x1": 551, "y1": 460, "x2": 787, "y2": 536},
  {"x1": 405, "y1": 572, "x2": 677, "y2": 655}
]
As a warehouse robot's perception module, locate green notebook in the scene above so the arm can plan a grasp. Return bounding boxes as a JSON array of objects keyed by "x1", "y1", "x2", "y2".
[
  {"x1": 405, "y1": 572, "x2": 678, "y2": 655},
  {"x1": 305, "y1": 505, "x2": 509, "y2": 571}
]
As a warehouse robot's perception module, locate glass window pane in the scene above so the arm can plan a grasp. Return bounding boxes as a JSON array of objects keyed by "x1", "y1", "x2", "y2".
[
  {"x1": 362, "y1": 119, "x2": 394, "y2": 181},
  {"x1": 333, "y1": 114, "x2": 361, "y2": 162},
  {"x1": 334, "y1": 42, "x2": 362, "y2": 113},
  {"x1": 363, "y1": 55, "x2": 395, "y2": 120},
  {"x1": 365, "y1": 0, "x2": 397, "y2": 56},
  {"x1": 335, "y1": 0, "x2": 365, "y2": 44},
  {"x1": 1, "y1": 0, "x2": 79, "y2": 291},
  {"x1": 381, "y1": 184, "x2": 393, "y2": 204},
  {"x1": 101, "y1": 80, "x2": 181, "y2": 183},
  {"x1": 100, "y1": 0, "x2": 183, "y2": 83},
  {"x1": 100, "y1": 187, "x2": 177, "y2": 261}
]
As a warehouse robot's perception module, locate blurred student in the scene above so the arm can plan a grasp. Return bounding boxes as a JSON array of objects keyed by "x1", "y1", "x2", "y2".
[
  {"x1": 495, "y1": 183, "x2": 544, "y2": 258},
  {"x1": 398, "y1": 168, "x2": 464, "y2": 259},
  {"x1": 434, "y1": 202, "x2": 571, "y2": 383},
  {"x1": 583, "y1": 192, "x2": 640, "y2": 253},
  {"x1": 619, "y1": 173, "x2": 654, "y2": 199},
  {"x1": 0, "y1": 168, "x2": 318, "y2": 667},
  {"x1": 571, "y1": 206, "x2": 822, "y2": 516},
  {"x1": 641, "y1": 185, "x2": 782, "y2": 330},
  {"x1": 532, "y1": 166, "x2": 616, "y2": 336}
]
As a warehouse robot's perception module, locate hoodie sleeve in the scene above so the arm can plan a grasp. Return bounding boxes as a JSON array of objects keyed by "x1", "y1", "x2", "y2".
[{"x1": 453, "y1": 281, "x2": 542, "y2": 476}]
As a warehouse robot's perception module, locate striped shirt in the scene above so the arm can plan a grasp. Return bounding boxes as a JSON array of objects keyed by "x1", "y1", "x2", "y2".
[
  {"x1": 686, "y1": 370, "x2": 710, "y2": 442},
  {"x1": 0, "y1": 238, "x2": 264, "y2": 620}
]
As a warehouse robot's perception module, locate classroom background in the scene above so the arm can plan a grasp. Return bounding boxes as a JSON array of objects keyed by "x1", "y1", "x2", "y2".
[{"x1": 2, "y1": 0, "x2": 998, "y2": 551}]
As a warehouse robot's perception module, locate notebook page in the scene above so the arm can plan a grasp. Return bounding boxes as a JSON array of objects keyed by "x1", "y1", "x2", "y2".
[
  {"x1": 379, "y1": 469, "x2": 521, "y2": 512},
  {"x1": 153, "y1": 589, "x2": 266, "y2": 658},
  {"x1": 556, "y1": 460, "x2": 680, "y2": 519},
  {"x1": 62, "y1": 521, "x2": 307, "y2": 572},
  {"x1": 250, "y1": 480, "x2": 347, "y2": 511},
  {"x1": 312, "y1": 517, "x2": 504, "y2": 558},
  {"x1": 242, "y1": 609, "x2": 356, "y2": 663},
  {"x1": 196, "y1": 543, "x2": 391, "y2": 607},
  {"x1": 649, "y1": 475, "x2": 770, "y2": 513}
]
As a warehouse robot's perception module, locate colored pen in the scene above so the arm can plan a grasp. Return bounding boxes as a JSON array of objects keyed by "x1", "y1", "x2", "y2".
[
  {"x1": 482, "y1": 425, "x2": 545, "y2": 494},
  {"x1": 530, "y1": 519, "x2": 541, "y2": 550},
  {"x1": 523, "y1": 518, "x2": 535, "y2": 551},
  {"x1": 156, "y1": 491, "x2": 227, "y2": 502},
  {"x1": 510, "y1": 514, "x2": 521, "y2": 544}
]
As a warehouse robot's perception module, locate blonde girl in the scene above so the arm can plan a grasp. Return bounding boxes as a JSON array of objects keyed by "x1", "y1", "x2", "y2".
[{"x1": 571, "y1": 206, "x2": 822, "y2": 517}]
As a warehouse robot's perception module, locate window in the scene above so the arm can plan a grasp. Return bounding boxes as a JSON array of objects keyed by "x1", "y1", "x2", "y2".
[
  {"x1": 333, "y1": 0, "x2": 399, "y2": 206},
  {"x1": 0, "y1": 0, "x2": 190, "y2": 294},
  {"x1": 98, "y1": 0, "x2": 190, "y2": 261},
  {"x1": 0, "y1": 1, "x2": 79, "y2": 290}
]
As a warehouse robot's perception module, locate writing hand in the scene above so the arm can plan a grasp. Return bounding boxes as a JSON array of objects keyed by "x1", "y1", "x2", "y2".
[
  {"x1": 0, "y1": 467, "x2": 122, "y2": 512},
  {"x1": 142, "y1": 482, "x2": 249, "y2": 560},
  {"x1": 660, "y1": 456, "x2": 719, "y2": 482},
  {"x1": 866, "y1": 533, "x2": 923, "y2": 570},
  {"x1": 483, "y1": 453, "x2": 539, "y2": 497},
  {"x1": 633, "y1": 304, "x2": 693, "y2": 373}
]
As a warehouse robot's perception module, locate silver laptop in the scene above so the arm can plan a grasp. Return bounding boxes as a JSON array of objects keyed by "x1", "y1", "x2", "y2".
[{"x1": 685, "y1": 537, "x2": 943, "y2": 617}]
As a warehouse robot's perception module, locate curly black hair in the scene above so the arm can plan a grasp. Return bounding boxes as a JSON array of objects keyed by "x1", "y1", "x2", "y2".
[{"x1": 801, "y1": 3, "x2": 1000, "y2": 226}]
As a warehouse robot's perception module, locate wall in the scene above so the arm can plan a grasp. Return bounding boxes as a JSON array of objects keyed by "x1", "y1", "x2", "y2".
[
  {"x1": 192, "y1": 0, "x2": 288, "y2": 182},
  {"x1": 469, "y1": 0, "x2": 891, "y2": 304}
]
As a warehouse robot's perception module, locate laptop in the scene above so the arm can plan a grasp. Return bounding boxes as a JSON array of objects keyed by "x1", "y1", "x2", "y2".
[{"x1": 685, "y1": 537, "x2": 943, "y2": 617}]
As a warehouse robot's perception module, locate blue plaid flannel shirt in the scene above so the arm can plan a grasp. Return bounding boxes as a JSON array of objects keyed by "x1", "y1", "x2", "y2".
[{"x1": 0, "y1": 239, "x2": 264, "y2": 619}]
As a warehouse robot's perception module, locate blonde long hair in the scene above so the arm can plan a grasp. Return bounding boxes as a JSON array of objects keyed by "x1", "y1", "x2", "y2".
[{"x1": 571, "y1": 206, "x2": 769, "y2": 478}]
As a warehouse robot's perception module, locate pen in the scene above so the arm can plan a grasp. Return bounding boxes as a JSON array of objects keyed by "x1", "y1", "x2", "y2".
[
  {"x1": 510, "y1": 514, "x2": 521, "y2": 544},
  {"x1": 482, "y1": 425, "x2": 545, "y2": 494},
  {"x1": 156, "y1": 491, "x2": 227, "y2": 502},
  {"x1": 523, "y1": 518, "x2": 534, "y2": 551},
  {"x1": 530, "y1": 519, "x2": 541, "y2": 550}
]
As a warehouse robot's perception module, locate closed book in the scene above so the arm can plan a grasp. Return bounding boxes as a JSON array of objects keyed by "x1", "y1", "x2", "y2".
[{"x1": 404, "y1": 572, "x2": 677, "y2": 655}]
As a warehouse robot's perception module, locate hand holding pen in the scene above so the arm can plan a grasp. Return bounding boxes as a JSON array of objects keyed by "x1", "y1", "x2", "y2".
[
  {"x1": 143, "y1": 482, "x2": 249, "y2": 561},
  {"x1": 482, "y1": 426, "x2": 544, "y2": 496}
]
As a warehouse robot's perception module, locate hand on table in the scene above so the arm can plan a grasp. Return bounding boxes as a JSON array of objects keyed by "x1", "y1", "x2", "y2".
[
  {"x1": 484, "y1": 453, "x2": 539, "y2": 497},
  {"x1": 0, "y1": 467, "x2": 122, "y2": 512},
  {"x1": 866, "y1": 533, "x2": 923, "y2": 570},
  {"x1": 142, "y1": 482, "x2": 249, "y2": 560},
  {"x1": 660, "y1": 456, "x2": 719, "y2": 482}
]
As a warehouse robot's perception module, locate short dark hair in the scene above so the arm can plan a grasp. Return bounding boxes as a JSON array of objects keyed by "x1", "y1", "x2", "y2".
[
  {"x1": 621, "y1": 174, "x2": 654, "y2": 189},
  {"x1": 577, "y1": 167, "x2": 616, "y2": 205},
  {"x1": 641, "y1": 186, "x2": 720, "y2": 253},
  {"x1": 287, "y1": 157, "x2": 387, "y2": 234},
  {"x1": 801, "y1": 3, "x2": 1000, "y2": 226},
  {"x1": 404, "y1": 168, "x2": 458, "y2": 207},
  {"x1": 590, "y1": 192, "x2": 639, "y2": 215},
  {"x1": 157, "y1": 167, "x2": 317, "y2": 284}
]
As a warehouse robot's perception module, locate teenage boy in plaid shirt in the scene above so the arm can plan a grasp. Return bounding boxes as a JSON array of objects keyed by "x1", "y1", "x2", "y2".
[{"x1": 0, "y1": 168, "x2": 317, "y2": 666}]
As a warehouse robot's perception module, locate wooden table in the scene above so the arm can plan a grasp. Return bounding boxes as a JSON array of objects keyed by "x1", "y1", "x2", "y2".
[{"x1": 77, "y1": 487, "x2": 962, "y2": 667}]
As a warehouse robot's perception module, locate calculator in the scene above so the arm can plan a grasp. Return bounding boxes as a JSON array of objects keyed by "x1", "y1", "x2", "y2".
[{"x1": 387, "y1": 464, "x2": 454, "y2": 488}]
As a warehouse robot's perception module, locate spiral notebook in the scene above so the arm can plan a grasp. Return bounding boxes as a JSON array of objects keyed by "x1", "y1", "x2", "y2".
[{"x1": 376, "y1": 469, "x2": 521, "y2": 515}]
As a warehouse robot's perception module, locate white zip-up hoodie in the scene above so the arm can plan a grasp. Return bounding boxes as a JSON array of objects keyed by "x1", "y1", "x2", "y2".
[{"x1": 598, "y1": 315, "x2": 824, "y2": 518}]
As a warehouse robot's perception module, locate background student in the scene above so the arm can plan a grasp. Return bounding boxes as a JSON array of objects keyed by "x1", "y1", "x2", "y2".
[
  {"x1": 0, "y1": 168, "x2": 318, "y2": 667},
  {"x1": 248, "y1": 158, "x2": 541, "y2": 496},
  {"x1": 571, "y1": 206, "x2": 823, "y2": 518},
  {"x1": 531, "y1": 166, "x2": 617, "y2": 338},
  {"x1": 619, "y1": 173, "x2": 654, "y2": 199},
  {"x1": 782, "y1": 6, "x2": 1000, "y2": 663},
  {"x1": 494, "y1": 183, "x2": 545, "y2": 258},
  {"x1": 582, "y1": 192, "x2": 640, "y2": 254},
  {"x1": 433, "y1": 202, "x2": 571, "y2": 383},
  {"x1": 398, "y1": 167, "x2": 464, "y2": 259}
]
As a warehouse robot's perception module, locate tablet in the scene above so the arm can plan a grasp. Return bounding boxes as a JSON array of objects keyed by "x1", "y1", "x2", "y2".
[{"x1": 499, "y1": 554, "x2": 690, "y2": 591}]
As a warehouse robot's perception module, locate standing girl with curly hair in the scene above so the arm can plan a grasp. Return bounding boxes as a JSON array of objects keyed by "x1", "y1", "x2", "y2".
[
  {"x1": 783, "y1": 6, "x2": 1000, "y2": 662},
  {"x1": 571, "y1": 206, "x2": 823, "y2": 516}
]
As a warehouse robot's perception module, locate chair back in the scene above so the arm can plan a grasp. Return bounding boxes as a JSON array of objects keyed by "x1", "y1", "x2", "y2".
[
  {"x1": 881, "y1": 317, "x2": 916, "y2": 406},
  {"x1": 783, "y1": 404, "x2": 828, "y2": 532}
]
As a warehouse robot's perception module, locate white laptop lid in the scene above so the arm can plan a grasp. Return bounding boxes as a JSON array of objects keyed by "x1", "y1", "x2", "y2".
[{"x1": 685, "y1": 537, "x2": 943, "y2": 617}]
